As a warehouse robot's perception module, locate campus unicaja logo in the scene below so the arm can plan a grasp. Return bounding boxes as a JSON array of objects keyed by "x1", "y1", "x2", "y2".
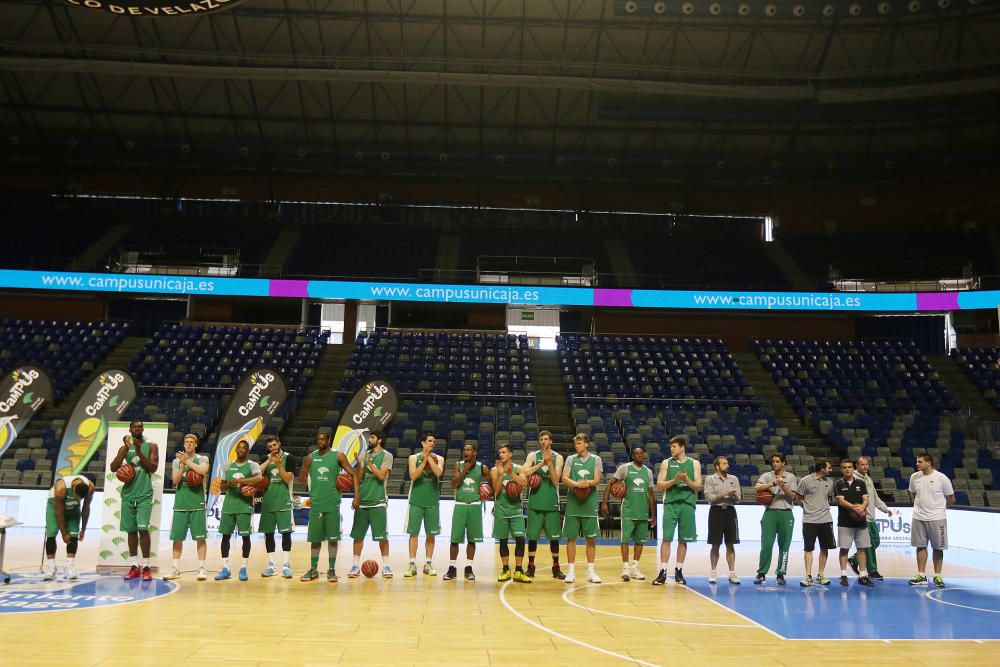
[
  {"x1": 352, "y1": 383, "x2": 390, "y2": 425},
  {"x1": 238, "y1": 372, "x2": 275, "y2": 417},
  {"x1": 876, "y1": 514, "x2": 911, "y2": 535},
  {"x1": 84, "y1": 373, "x2": 125, "y2": 417},
  {"x1": 0, "y1": 368, "x2": 41, "y2": 413}
]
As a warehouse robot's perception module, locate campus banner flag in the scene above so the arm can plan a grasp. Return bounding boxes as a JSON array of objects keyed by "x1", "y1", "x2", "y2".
[
  {"x1": 0, "y1": 365, "x2": 53, "y2": 460},
  {"x1": 333, "y1": 379, "x2": 398, "y2": 469},
  {"x1": 53, "y1": 369, "x2": 136, "y2": 479},
  {"x1": 206, "y1": 368, "x2": 287, "y2": 516}
]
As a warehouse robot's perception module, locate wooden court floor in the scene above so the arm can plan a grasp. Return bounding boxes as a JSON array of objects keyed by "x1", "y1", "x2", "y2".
[{"x1": 1, "y1": 532, "x2": 996, "y2": 666}]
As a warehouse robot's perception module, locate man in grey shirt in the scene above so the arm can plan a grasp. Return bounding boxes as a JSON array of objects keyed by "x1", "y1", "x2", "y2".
[
  {"x1": 703, "y1": 456, "x2": 742, "y2": 585},
  {"x1": 796, "y1": 459, "x2": 835, "y2": 587}
]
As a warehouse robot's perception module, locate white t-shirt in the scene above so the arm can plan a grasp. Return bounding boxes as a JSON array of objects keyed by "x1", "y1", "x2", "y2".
[{"x1": 908, "y1": 470, "x2": 954, "y2": 521}]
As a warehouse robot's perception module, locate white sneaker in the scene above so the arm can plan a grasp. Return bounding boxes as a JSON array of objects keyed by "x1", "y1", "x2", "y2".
[
  {"x1": 64, "y1": 565, "x2": 78, "y2": 581},
  {"x1": 196, "y1": 567, "x2": 208, "y2": 581},
  {"x1": 708, "y1": 573, "x2": 718, "y2": 584},
  {"x1": 163, "y1": 567, "x2": 182, "y2": 580},
  {"x1": 729, "y1": 573, "x2": 741, "y2": 585},
  {"x1": 621, "y1": 566, "x2": 631, "y2": 581},
  {"x1": 564, "y1": 570, "x2": 576, "y2": 584},
  {"x1": 630, "y1": 564, "x2": 646, "y2": 580},
  {"x1": 587, "y1": 571, "x2": 602, "y2": 584},
  {"x1": 42, "y1": 568, "x2": 56, "y2": 581}
]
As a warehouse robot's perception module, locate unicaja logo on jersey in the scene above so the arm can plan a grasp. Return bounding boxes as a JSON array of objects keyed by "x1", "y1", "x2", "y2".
[
  {"x1": 0, "y1": 368, "x2": 40, "y2": 413},
  {"x1": 633, "y1": 478, "x2": 645, "y2": 487},
  {"x1": 84, "y1": 373, "x2": 126, "y2": 416},
  {"x1": 352, "y1": 383, "x2": 390, "y2": 425},
  {"x1": 238, "y1": 372, "x2": 275, "y2": 417}
]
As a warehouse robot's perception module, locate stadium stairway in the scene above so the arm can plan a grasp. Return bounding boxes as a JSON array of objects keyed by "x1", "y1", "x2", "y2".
[
  {"x1": 763, "y1": 240, "x2": 813, "y2": 291},
  {"x1": 528, "y1": 349, "x2": 576, "y2": 450},
  {"x1": 929, "y1": 354, "x2": 1000, "y2": 420},
  {"x1": 279, "y1": 342, "x2": 352, "y2": 458},
  {"x1": 602, "y1": 238, "x2": 639, "y2": 287},
  {"x1": 260, "y1": 228, "x2": 301, "y2": 276},
  {"x1": 733, "y1": 351, "x2": 828, "y2": 456}
]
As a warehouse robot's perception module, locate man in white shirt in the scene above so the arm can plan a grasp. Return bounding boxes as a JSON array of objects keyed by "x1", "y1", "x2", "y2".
[{"x1": 907, "y1": 452, "x2": 955, "y2": 588}]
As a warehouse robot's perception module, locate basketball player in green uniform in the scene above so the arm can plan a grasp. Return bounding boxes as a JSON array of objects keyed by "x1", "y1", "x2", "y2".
[
  {"x1": 561, "y1": 433, "x2": 602, "y2": 584},
  {"x1": 43, "y1": 474, "x2": 94, "y2": 581},
  {"x1": 602, "y1": 446, "x2": 656, "y2": 582},
  {"x1": 110, "y1": 419, "x2": 159, "y2": 581},
  {"x1": 259, "y1": 435, "x2": 296, "y2": 579},
  {"x1": 298, "y1": 430, "x2": 357, "y2": 582},
  {"x1": 653, "y1": 435, "x2": 701, "y2": 586},
  {"x1": 215, "y1": 438, "x2": 262, "y2": 582},
  {"x1": 349, "y1": 430, "x2": 394, "y2": 579},
  {"x1": 165, "y1": 433, "x2": 209, "y2": 581},
  {"x1": 492, "y1": 444, "x2": 531, "y2": 583},
  {"x1": 445, "y1": 442, "x2": 490, "y2": 581},
  {"x1": 405, "y1": 433, "x2": 444, "y2": 577},
  {"x1": 522, "y1": 430, "x2": 565, "y2": 579}
]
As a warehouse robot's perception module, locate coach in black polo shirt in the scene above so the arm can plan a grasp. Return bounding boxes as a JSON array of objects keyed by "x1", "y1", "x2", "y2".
[{"x1": 834, "y1": 459, "x2": 874, "y2": 587}]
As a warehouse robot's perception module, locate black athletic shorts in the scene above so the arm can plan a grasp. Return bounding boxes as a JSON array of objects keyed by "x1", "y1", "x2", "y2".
[
  {"x1": 802, "y1": 522, "x2": 837, "y2": 552},
  {"x1": 707, "y1": 505, "x2": 740, "y2": 546}
]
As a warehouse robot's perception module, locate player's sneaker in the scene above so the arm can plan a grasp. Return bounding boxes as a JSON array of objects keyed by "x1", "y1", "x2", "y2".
[
  {"x1": 443, "y1": 566, "x2": 457, "y2": 581},
  {"x1": 513, "y1": 569, "x2": 532, "y2": 584},
  {"x1": 859, "y1": 576, "x2": 874, "y2": 587},
  {"x1": 124, "y1": 565, "x2": 141, "y2": 580},
  {"x1": 215, "y1": 567, "x2": 232, "y2": 581},
  {"x1": 839, "y1": 575, "x2": 849, "y2": 586},
  {"x1": 652, "y1": 569, "x2": 668, "y2": 586},
  {"x1": 847, "y1": 556, "x2": 860, "y2": 575},
  {"x1": 42, "y1": 567, "x2": 56, "y2": 581},
  {"x1": 621, "y1": 566, "x2": 631, "y2": 582},
  {"x1": 869, "y1": 571, "x2": 884, "y2": 581},
  {"x1": 800, "y1": 575, "x2": 813, "y2": 587},
  {"x1": 630, "y1": 564, "x2": 646, "y2": 580},
  {"x1": 551, "y1": 566, "x2": 566, "y2": 580},
  {"x1": 525, "y1": 565, "x2": 536, "y2": 579},
  {"x1": 464, "y1": 566, "x2": 476, "y2": 581},
  {"x1": 563, "y1": 570, "x2": 576, "y2": 584},
  {"x1": 776, "y1": 575, "x2": 786, "y2": 586},
  {"x1": 404, "y1": 563, "x2": 418, "y2": 578},
  {"x1": 423, "y1": 562, "x2": 437, "y2": 576},
  {"x1": 300, "y1": 568, "x2": 319, "y2": 581},
  {"x1": 497, "y1": 568, "x2": 512, "y2": 582},
  {"x1": 261, "y1": 565, "x2": 277, "y2": 577},
  {"x1": 197, "y1": 567, "x2": 208, "y2": 581},
  {"x1": 674, "y1": 568, "x2": 686, "y2": 585},
  {"x1": 163, "y1": 567, "x2": 182, "y2": 581},
  {"x1": 142, "y1": 566, "x2": 153, "y2": 581},
  {"x1": 281, "y1": 565, "x2": 293, "y2": 579},
  {"x1": 587, "y1": 571, "x2": 602, "y2": 584},
  {"x1": 753, "y1": 573, "x2": 765, "y2": 585},
  {"x1": 816, "y1": 575, "x2": 831, "y2": 586},
  {"x1": 933, "y1": 576, "x2": 946, "y2": 588},
  {"x1": 909, "y1": 574, "x2": 928, "y2": 586},
  {"x1": 327, "y1": 569, "x2": 338, "y2": 583},
  {"x1": 729, "y1": 573, "x2": 741, "y2": 585},
  {"x1": 238, "y1": 568, "x2": 248, "y2": 582},
  {"x1": 348, "y1": 565, "x2": 361, "y2": 578},
  {"x1": 382, "y1": 565, "x2": 394, "y2": 578},
  {"x1": 708, "y1": 573, "x2": 717, "y2": 584}
]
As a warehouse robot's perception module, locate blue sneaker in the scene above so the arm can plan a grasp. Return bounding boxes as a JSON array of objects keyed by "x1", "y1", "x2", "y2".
[
  {"x1": 348, "y1": 565, "x2": 361, "y2": 578},
  {"x1": 261, "y1": 565, "x2": 277, "y2": 577},
  {"x1": 238, "y1": 567, "x2": 248, "y2": 581},
  {"x1": 214, "y1": 567, "x2": 231, "y2": 581},
  {"x1": 382, "y1": 565, "x2": 394, "y2": 579},
  {"x1": 282, "y1": 565, "x2": 293, "y2": 579}
]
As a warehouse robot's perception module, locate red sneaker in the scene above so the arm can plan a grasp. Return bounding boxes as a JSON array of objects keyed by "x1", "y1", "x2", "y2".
[
  {"x1": 141, "y1": 566, "x2": 153, "y2": 581},
  {"x1": 124, "y1": 565, "x2": 141, "y2": 580}
]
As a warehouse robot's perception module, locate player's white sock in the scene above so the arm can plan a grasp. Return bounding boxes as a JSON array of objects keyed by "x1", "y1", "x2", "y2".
[
  {"x1": 141, "y1": 558, "x2": 149, "y2": 568},
  {"x1": 67, "y1": 557, "x2": 75, "y2": 567},
  {"x1": 632, "y1": 560, "x2": 640, "y2": 568},
  {"x1": 221, "y1": 557, "x2": 229, "y2": 568},
  {"x1": 729, "y1": 571, "x2": 736, "y2": 577},
  {"x1": 860, "y1": 569, "x2": 868, "y2": 577},
  {"x1": 353, "y1": 555, "x2": 361, "y2": 566},
  {"x1": 450, "y1": 560, "x2": 457, "y2": 568},
  {"x1": 841, "y1": 569, "x2": 847, "y2": 576},
  {"x1": 132, "y1": 556, "x2": 141, "y2": 567},
  {"x1": 241, "y1": 557, "x2": 248, "y2": 568},
  {"x1": 172, "y1": 558, "x2": 180, "y2": 569},
  {"x1": 660, "y1": 562, "x2": 668, "y2": 571},
  {"x1": 710, "y1": 569, "x2": 717, "y2": 577},
  {"x1": 198, "y1": 560, "x2": 205, "y2": 569},
  {"x1": 282, "y1": 551, "x2": 291, "y2": 566},
  {"x1": 586, "y1": 563, "x2": 595, "y2": 574},
  {"x1": 409, "y1": 559, "x2": 416, "y2": 566}
]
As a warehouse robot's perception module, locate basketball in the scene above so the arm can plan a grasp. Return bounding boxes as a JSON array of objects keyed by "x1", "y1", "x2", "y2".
[
  {"x1": 115, "y1": 463, "x2": 135, "y2": 484},
  {"x1": 478, "y1": 482, "x2": 494, "y2": 500},
  {"x1": 185, "y1": 470, "x2": 204, "y2": 487},
  {"x1": 258, "y1": 476, "x2": 270, "y2": 493},
  {"x1": 609, "y1": 480, "x2": 626, "y2": 499},
  {"x1": 241, "y1": 484, "x2": 257, "y2": 497},
  {"x1": 573, "y1": 485, "x2": 592, "y2": 499},
  {"x1": 336, "y1": 472, "x2": 354, "y2": 492},
  {"x1": 756, "y1": 489, "x2": 775, "y2": 505},
  {"x1": 850, "y1": 508, "x2": 868, "y2": 523},
  {"x1": 505, "y1": 480, "x2": 522, "y2": 498},
  {"x1": 527, "y1": 473, "x2": 542, "y2": 489},
  {"x1": 361, "y1": 560, "x2": 379, "y2": 578}
]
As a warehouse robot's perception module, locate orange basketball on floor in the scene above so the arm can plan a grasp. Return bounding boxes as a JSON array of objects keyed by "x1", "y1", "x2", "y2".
[
  {"x1": 609, "y1": 480, "x2": 626, "y2": 499},
  {"x1": 573, "y1": 485, "x2": 592, "y2": 499},
  {"x1": 478, "y1": 482, "x2": 494, "y2": 500},
  {"x1": 240, "y1": 484, "x2": 257, "y2": 497},
  {"x1": 527, "y1": 473, "x2": 542, "y2": 489},
  {"x1": 505, "y1": 480, "x2": 522, "y2": 499},
  {"x1": 336, "y1": 473, "x2": 354, "y2": 492},
  {"x1": 756, "y1": 489, "x2": 775, "y2": 505},
  {"x1": 115, "y1": 463, "x2": 135, "y2": 484},
  {"x1": 361, "y1": 560, "x2": 379, "y2": 578},
  {"x1": 185, "y1": 470, "x2": 204, "y2": 487}
]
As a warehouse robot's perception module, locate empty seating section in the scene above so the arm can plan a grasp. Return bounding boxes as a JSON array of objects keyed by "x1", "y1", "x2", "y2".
[
  {"x1": 285, "y1": 223, "x2": 438, "y2": 279},
  {"x1": 756, "y1": 338, "x2": 959, "y2": 417},
  {"x1": 953, "y1": 348, "x2": 1000, "y2": 410},
  {"x1": 0, "y1": 319, "x2": 131, "y2": 400}
]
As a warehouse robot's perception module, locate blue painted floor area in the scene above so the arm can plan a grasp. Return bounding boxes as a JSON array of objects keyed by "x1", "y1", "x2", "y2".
[
  {"x1": 687, "y1": 576, "x2": 1000, "y2": 640},
  {"x1": 0, "y1": 572, "x2": 177, "y2": 613}
]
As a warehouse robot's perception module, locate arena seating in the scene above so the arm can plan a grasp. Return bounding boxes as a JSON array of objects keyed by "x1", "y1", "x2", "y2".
[{"x1": 952, "y1": 348, "x2": 1000, "y2": 410}]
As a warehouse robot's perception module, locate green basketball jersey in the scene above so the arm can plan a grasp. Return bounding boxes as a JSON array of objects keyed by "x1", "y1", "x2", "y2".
[
  {"x1": 565, "y1": 453, "x2": 600, "y2": 517},
  {"x1": 495, "y1": 464, "x2": 523, "y2": 519},
  {"x1": 527, "y1": 450, "x2": 560, "y2": 512},
  {"x1": 359, "y1": 449, "x2": 390, "y2": 508},
  {"x1": 408, "y1": 453, "x2": 440, "y2": 507},
  {"x1": 48, "y1": 475, "x2": 88, "y2": 514},
  {"x1": 261, "y1": 452, "x2": 294, "y2": 512},
  {"x1": 620, "y1": 463, "x2": 653, "y2": 520},
  {"x1": 308, "y1": 449, "x2": 341, "y2": 512},
  {"x1": 663, "y1": 456, "x2": 697, "y2": 506},
  {"x1": 455, "y1": 461, "x2": 485, "y2": 503},
  {"x1": 221, "y1": 459, "x2": 257, "y2": 514},
  {"x1": 121, "y1": 439, "x2": 153, "y2": 502},
  {"x1": 174, "y1": 454, "x2": 208, "y2": 511}
]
